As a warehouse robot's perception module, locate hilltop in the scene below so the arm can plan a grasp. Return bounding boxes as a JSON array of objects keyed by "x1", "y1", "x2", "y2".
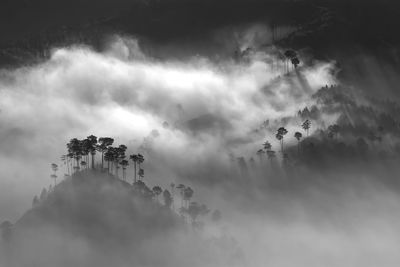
[
  {"x1": 0, "y1": 169, "x2": 186, "y2": 266},
  {"x1": 16, "y1": 170, "x2": 182, "y2": 244}
]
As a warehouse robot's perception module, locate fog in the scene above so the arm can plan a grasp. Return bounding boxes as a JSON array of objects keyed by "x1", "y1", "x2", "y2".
[{"x1": 1, "y1": 30, "x2": 400, "y2": 267}]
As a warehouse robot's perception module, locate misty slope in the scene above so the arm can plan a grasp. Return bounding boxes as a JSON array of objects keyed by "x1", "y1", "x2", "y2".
[
  {"x1": 3, "y1": 170, "x2": 243, "y2": 267},
  {"x1": 14, "y1": 170, "x2": 181, "y2": 247}
]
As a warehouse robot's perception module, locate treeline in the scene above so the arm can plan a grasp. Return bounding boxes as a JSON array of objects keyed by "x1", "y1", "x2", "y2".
[
  {"x1": 251, "y1": 85, "x2": 400, "y2": 169},
  {"x1": 31, "y1": 135, "x2": 217, "y2": 229}
]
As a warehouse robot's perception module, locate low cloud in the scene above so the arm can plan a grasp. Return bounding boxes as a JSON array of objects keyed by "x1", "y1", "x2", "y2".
[
  {"x1": 0, "y1": 35, "x2": 337, "y2": 219},
  {"x1": 4, "y1": 33, "x2": 399, "y2": 267}
]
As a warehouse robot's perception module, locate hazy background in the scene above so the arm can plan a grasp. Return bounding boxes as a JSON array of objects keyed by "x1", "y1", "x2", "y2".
[{"x1": 1, "y1": 1, "x2": 400, "y2": 266}]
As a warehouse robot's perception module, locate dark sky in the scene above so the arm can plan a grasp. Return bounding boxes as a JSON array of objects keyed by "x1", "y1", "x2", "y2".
[{"x1": 2, "y1": 0, "x2": 400, "y2": 45}]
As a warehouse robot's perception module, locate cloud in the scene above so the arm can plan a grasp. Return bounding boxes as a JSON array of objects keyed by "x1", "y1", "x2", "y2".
[
  {"x1": 2, "y1": 33, "x2": 400, "y2": 267},
  {"x1": 0, "y1": 35, "x2": 338, "y2": 220}
]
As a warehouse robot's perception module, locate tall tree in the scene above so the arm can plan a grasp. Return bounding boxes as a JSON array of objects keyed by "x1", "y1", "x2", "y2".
[
  {"x1": 67, "y1": 138, "x2": 82, "y2": 172},
  {"x1": 152, "y1": 186, "x2": 162, "y2": 202},
  {"x1": 183, "y1": 187, "x2": 194, "y2": 208},
  {"x1": 276, "y1": 127, "x2": 288, "y2": 153},
  {"x1": 80, "y1": 161, "x2": 87, "y2": 170},
  {"x1": 294, "y1": 132, "x2": 303, "y2": 154},
  {"x1": 328, "y1": 124, "x2": 340, "y2": 139},
  {"x1": 263, "y1": 140, "x2": 272, "y2": 163},
  {"x1": 51, "y1": 163, "x2": 58, "y2": 186},
  {"x1": 163, "y1": 190, "x2": 173, "y2": 208},
  {"x1": 291, "y1": 57, "x2": 300, "y2": 68},
  {"x1": 266, "y1": 150, "x2": 276, "y2": 163},
  {"x1": 97, "y1": 137, "x2": 114, "y2": 170},
  {"x1": 137, "y1": 154, "x2": 145, "y2": 180},
  {"x1": 87, "y1": 135, "x2": 97, "y2": 169},
  {"x1": 302, "y1": 119, "x2": 311, "y2": 136},
  {"x1": 138, "y1": 168, "x2": 144, "y2": 180},
  {"x1": 120, "y1": 159, "x2": 129, "y2": 181},
  {"x1": 176, "y1": 184, "x2": 185, "y2": 208},
  {"x1": 170, "y1": 183, "x2": 175, "y2": 209},
  {"x1": 61, "y1": 155, "x2": 70, "y2": 175},
  {"x1": 104, "y1": 148, "x2": 115, "y2": 174},
  {"x1": 284, "y1": 50, "x2": 297, "y2": 73},
  {"x1": 115, "y1": 145, "x2": 127, "y2": 179},
  {"x1": 256, "y1": 149, "x2": 265, "y2": 163},
  {"x1": 129, "y1": 154, "x2": 139, "y2": 183},
  {"x1": 137, "y1": 153, "x2": 144, "y2": 170},
  {"x1": 81, "y1": 139, "x2": 90, "y2": 169},
  {"x1": 263, "y1": 141, "x2": 272, "y2": 151}
]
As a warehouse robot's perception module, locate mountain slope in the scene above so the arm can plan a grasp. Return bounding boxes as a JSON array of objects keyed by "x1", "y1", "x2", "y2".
[{"x1": 16, "y1": 170, "x2": 181, "y2": 243}]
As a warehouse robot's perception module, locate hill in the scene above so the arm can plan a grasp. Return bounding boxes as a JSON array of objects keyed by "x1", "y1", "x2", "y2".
[{"x1": 2, "y1": 170, "x2": 184, "y2": 266}]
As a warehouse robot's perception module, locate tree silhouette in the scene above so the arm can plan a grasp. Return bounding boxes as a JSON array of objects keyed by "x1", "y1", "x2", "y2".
[
  {"x1": 133, "y1": 180, "x2": 153, "y2": 200},
  {"x1": 107, "y1": 147, "x2": 118, "y2": 175},
  {"x1": 163, "y1": 190, "x2": 173, "y2": 208},
  {"x1": 120, "y1": 159, "x2": 129, "y2": 181},
  {"x1": 294, "y1": 132, "x2": 303, "y2": 154},
  {"x1": 176, "y1": 184, "x2": 185, "y2": 208},
  {"x1": 80, "y1": 161, "x2": 87, "y2": 170},
  {"x1": 67, "y1": 152, "x2": 74, "y2": 174},
  {"x1": 284, "y1": 50, "x2": 297, "y2": 73},
  {"x1": 61, "y1": 154, "x2": 70, "y2": 175},
  {"x1": 262, "y1": 140, "x2": 273, "y2": 163},
  {"x1": 97, "y1": 137, "x2": 114, "y2": 170},
  {"x1": 129, "y1": 154, "x2": 139, "y2": 183},
  {"x1": 266, "y1": 150, "x2": 276, "y2": 163},
  {"x1": 183, "y1": 187, "x2": 194, "y2": 208},
  {"x1": 170, "y1": 183, "x2": 175, "y2": 209},
  {"x1": 81, "y1": 139, "x2": 91, "y2": 169},
  {"x1": 291, "y1": 57, "x2": 300, "y2": 68},
  {"x1": 263, "y1": 141, "x2": 272, "y2": 151},
  {"x1": 137, "y1": 153, "x2": 144, "y2": 171},
  {"x1": 302, "y1": 119, "x2": 311, "y2": 136},
  {"x1": 67, "y1": 138, "x2": 82, "y2": 172},
  {"x1": 135, "y1": 154, "x2": 145, "y2": 180},
  {"x1": 256, "y1": 149, "x2": 265, "y2": 163},
  {"x1": 117, "y1": 145, "x2": 127, "y2": 178},
  {"x1": 51, "y1": 163, "x2": 58, "y2": 186},
  {"x1": 138, "y1": 168, "x2": 144, "y2": 180},
  {"x1": 276, "y1": 127, "x2": 288, "y2": 153},
  {"x1": 87, "y1": 135, "x2": 97, "y2": 169},
  {"x1": 104, "y1": 148, "x2": 115, "y2": 173},
  {"x1": 328, "y1": 124, "x2": 340, "y2": 139},
  {"x1": 152, "y1": 186, "x2": 162, "y2": 202}
]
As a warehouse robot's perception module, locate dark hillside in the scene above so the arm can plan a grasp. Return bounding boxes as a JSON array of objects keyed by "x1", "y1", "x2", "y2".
[{"x1": 12, "y1": 170, "x2": 182, "y2": 256}]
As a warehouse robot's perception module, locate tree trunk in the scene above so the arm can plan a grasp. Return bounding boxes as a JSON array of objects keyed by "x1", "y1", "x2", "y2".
[
  {"x1": 298, "y1": 141, "x2": 300, "y2": 155},
  {"x1": 134, "y1": 163, "x2": 137, "y2": 183},
  {"x1": 101, "y1": 152, "x2": 104, "y2": 171}
]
